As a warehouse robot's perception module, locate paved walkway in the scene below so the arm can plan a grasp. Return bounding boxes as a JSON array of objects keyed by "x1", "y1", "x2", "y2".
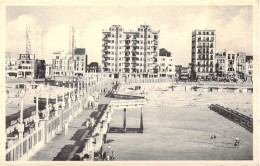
[{"x1": 29, "y1": 94, "x2": 111, "y2": 161}]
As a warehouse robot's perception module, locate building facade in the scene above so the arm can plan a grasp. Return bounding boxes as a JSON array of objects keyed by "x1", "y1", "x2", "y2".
[
  {"x1": 74, "y1": 48, "x2": 88, "y2": 77},
  {"x1": 102, "y1": 25, "x2": 160, "y2": 78},
  {"x1": 191, "y1": 30, "x2": 216, "y2": 81},
  {"x1": 17, "y1": 54, "x2": 35, "y2": 79},
  {"x1": 236, "y1": 52, "x2": 246, "y2": 79},
  {"x1": 45, "y1": 64, "x2": 52, "y2": 78},
  {"x1": 34, "y1": 59, "x2": 46, "y2": 79},
  {"x1": 87, "y1": 62, "x2": 99, "y2": 73},
  {"x1": 215, "y1": 51, "x2": 226, "y2": 78},
  {"x1": 52, "y1": 51, "x2": 70, "y2": 77},
  {"x1": 158, "y1": 48, "x2": 175, "y2": 78},
  {"x1": 245, "y1": 56, "x2": 253, "y2": 82},
  {"x1": 6, "y1": 52, "x2": 18, "y2": 78}
]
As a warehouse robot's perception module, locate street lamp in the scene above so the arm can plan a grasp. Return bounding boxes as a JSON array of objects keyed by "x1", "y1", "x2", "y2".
[
  {"x1": 34, "y1": 84, "x2": 41, "y2": 129},
  {"x1": 18, "y1": 88, "x2": 26, "y2": 140}
]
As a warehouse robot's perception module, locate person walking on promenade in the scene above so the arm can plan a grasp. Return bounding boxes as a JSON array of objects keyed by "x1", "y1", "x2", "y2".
[
  {"x1": 64, "y1": 121, "x2": 69, "y2": 136},
  {"x1": 90, "y1": 117, "x2": 95, "y2": 127},
  {"x1": 86, "y1": 119, "x2": 90, "y2": 129}
]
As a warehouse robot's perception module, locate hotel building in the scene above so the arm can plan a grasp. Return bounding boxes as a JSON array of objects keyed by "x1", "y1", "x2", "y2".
[
  {"x1": 102, "y1": 25, "x2": 160, "y2": 78},
  {"x1": 191, "y1": 30, "x2": 216, "y2": 81}
]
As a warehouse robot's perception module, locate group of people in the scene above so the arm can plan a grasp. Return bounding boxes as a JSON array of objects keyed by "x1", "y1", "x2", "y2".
[
  {"x1": 211, "y1": 134, "x2": 241, "y2": 148},
  {"x1": 87, "y1": 100, "x2": 99, "y2": 110},
  {"x1": 85, "y1": 117, "x2": 95, "y2": 129}
]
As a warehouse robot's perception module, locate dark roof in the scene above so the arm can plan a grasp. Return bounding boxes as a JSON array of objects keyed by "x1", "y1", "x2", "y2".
[
  {"x1": 159, "y1": 48, "x2": 171, "y2": 57},
  {"x1": 246, "y1": 56, "x2": 253, "y2": 62},
  {"x1": 89, "y1": 62, "x2": 98, "y2": 66},
  {"x1": 74, "y1": 48, "x2": 86, "y2": 55}
]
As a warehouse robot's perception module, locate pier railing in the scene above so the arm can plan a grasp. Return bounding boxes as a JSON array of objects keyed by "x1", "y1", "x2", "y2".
[
  {"x1": 6, "y1": 124, "x2": 45, "y2": 161},
  {"x1": 5, "y1": 96, "x2": 87, "y2": 161},
  {"x1": 110, "y1": 99, "x2": 145, "y2": 109},
  {"x1": 209, "y1": 104, "x2": 253, "y2": 132}
]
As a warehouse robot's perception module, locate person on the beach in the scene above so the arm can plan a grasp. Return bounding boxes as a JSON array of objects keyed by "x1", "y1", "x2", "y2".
[
  {"x1": 111, "y1": 151, "x2": 115, "y2": 160},
  {"x1": 235, "y1": 136, "x2": 241, "y2": 148},
  {"x1": 211, "y1": 134, "x2": 216, "y2": 144}
]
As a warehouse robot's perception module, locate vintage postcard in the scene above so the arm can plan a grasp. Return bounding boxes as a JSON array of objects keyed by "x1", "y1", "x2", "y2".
[{"x1": 0, "y1": 0, "x2": 259, "y2": 166}]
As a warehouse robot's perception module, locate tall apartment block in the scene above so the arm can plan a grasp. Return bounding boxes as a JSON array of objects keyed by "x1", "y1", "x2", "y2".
[
  {"x1": 191, "y1": 30, "x2": 216, "y2": 80},
  {"x1": 102, "y1": 25, "x2": 160, "y2": 78}
]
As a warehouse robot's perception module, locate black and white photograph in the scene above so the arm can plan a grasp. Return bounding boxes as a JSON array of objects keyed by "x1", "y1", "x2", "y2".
[{"x1": 2, "y1": 0, "x2": 259, "y2": 165}]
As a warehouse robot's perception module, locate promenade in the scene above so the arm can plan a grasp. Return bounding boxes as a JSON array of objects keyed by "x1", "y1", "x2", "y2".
[{"x1": 29, "y1": 94, "x2": 111, "y2": 161}]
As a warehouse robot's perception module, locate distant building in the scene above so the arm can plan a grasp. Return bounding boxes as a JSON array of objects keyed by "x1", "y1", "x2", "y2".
[
  {"x1": 180, "y1": 66, "x2": 191, "y2": 81},
  {"x1": 175, "y1": 65, "x2": 182, "y2": 80},
  {"x1": 215, "y1": 51, "x2": 226, "y2": 78},
  {"x1": 45, "y1": 64, "x2": 52, "y2": 78},
  {"x1": 17, "y1": 54, "x2": 35, "y2": 79},
  {"x1": 245, "y1": 56, "x2": 253, "y2": 82},
  {"x1": 34, "y1": 59, "x2": 46, "y2": 79},
  {"x1": 52, "y1": 50, "x2": 70, "y2": 77},
  {"x1": 74, "y1": 48, "x2": 88, "y2": 77},
  {"x1": 158, "y1": 48, "x2": 175, "y2": 78},
  {"x1": 191, "y1": 30, "x2": 216, "y2": 81},
  {"x1": 236, "y1": 52, "x2": 246, "y2": 79},
  {"x1": 87, "y1": 62, "x2": 98, "y2": 73},
  {"x1": 102, "y1": 25, "x2": 160, "y2": 78},
  {"x1": 6, "y1": 52, "x2": 18, "y2": 78}
]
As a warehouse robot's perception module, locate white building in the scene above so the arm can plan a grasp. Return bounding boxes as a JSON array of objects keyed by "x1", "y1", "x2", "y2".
[
  {"x1": 6, "y1": 52, "x2": 18, "y2": 78},
  {"x1": 191, "y1": 30, "x2": 216, "y2": 81},
  {"x1": 157, "y1": 48, "x2": 175, "y2": 78},
  {"x1": 102, "y1": 25, "x2": 160, "y2": 78},
  {"x1": 17, "y1": 54, "x2": 35, "y2": 79}
]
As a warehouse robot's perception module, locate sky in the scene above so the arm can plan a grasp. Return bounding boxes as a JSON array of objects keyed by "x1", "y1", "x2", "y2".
[{"x1": 5, "y1": 5, "x2": 253, "y2": 66}]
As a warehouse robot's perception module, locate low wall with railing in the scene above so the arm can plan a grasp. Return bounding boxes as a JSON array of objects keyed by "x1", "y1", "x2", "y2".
[
  {"x1": 125, "y1": 78, "x2": 173, "y2": 84},
  {"x1": 5, "y1": 95, "x2": 88, "y2": 161}
]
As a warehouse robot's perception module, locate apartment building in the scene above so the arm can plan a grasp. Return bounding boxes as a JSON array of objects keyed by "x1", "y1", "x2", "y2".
[
  {"x1": 6, "y1": 52, "x2": 18, "y2": 78},
  {"x1": 191, "y1": 30, "x2": 216, "y2": 81},
  {"x1": 215, "y1": 51, "x2": 226, "y2": 78},
  {"x1": 236, "y1": 52, "x2": 246, "y2": 79},
  {"x1": 102, "y1": 25, "x2": 160, "y2": 78},
  {"x1": 74, "y1": 48, "x2": 88, "y2": 77},
  {"x1": 17, "y1": 54, "x2": 36, "y2": 79},
  {"x1": 158, "y1": 48, "x2": 175, "y2": 78},
  {"x1": 245, "y1": 56, "x2": 253, "y2": 82},
  {"x1": 52, "y1": 50, "x2": 70, "y2": 77},
  {"x1": 225, "y1": 50, "x2": 237, "y2": 79}
]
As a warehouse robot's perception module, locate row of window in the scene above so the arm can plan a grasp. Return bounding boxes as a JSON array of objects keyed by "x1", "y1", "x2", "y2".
[
  {"x1": 197, "y1": 31, "x2": 215, "y2": 35},
  {"x1": 197, "y1": 68, "x2": 214, "y2": 72}
]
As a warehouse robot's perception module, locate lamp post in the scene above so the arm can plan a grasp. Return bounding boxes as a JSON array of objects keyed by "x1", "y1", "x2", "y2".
[
  {"x1": 68, "y1": 84, "x2": 71, "y2": 107},
  {"x1": 46, "y1": 92, "x2": 49, "y2": 121},
  {"x1": 62, "y1": 82, "x2": 65, "y2": 109},
  {"x1": 77, "y1": 81, "x2": 80, "y2": 101},
  {"x1": 18, "y1": 88, "x2": 26, "y2": 140},
  {"x1": 34, "y1": 85, "x2": 41, "y2": 129}
]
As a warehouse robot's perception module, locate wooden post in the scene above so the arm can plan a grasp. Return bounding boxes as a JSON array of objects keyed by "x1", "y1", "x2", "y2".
[
  {"x1": 140, "y1": 107, "x2": 143, "y2": 133},
  {"x1": 123, "y1": 108, "x2": 126, "y2": 133}
]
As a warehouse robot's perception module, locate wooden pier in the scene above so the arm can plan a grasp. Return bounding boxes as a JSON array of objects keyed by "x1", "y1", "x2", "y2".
[{"x1": 209, "y1": 104, "x2": 253, "y2": 132}]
